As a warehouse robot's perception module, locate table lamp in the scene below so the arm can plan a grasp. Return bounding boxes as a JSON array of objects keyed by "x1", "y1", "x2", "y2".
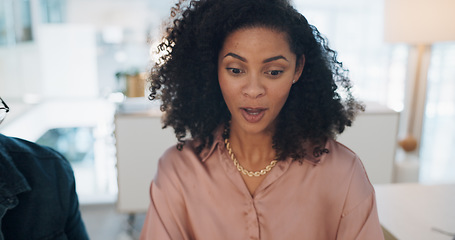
[{"x1": 384, "y1": 0, "x2": 455, "y2": 154}]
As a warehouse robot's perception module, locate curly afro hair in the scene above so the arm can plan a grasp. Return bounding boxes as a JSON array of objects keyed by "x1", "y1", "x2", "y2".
[{"x1": 149, "y1": 0, "x2": 364, "y2": 161}]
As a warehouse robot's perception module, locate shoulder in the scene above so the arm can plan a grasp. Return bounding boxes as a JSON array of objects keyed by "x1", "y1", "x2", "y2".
[
  {"x1": 319, "y1": 139, "x2": 363, "y2": 171},
  {"x1": 325, "y1": 138, "x2": 374, "y2": 199},
  {"x1": 316, "y1": 139, "x2": 374, "y2": 194},
  {"x1": 155, "y1": 140, "x2": 203, "y2": 180},
  {"x1": 159, "y1": 140, "x2": 200, "y2": 166},
  {"x1": 0, "y1": 134, "x2": 74, "y2": 179},
  {"x1": 152, "y1": 140, "x2": 215, "y2": 202},
  {"x1": 325, "y1": 139, "x2": 357, "y2": 163},
  {"x1": 1, "y1": 133, "x2": 67, "y2": 160},
  {"x1": 157, "y1": 132, "x2": 222, "y2": 171}
]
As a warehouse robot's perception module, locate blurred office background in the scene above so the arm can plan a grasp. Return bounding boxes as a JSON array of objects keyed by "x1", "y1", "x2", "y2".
[{"x1": 1, "y1": 0, "x2": 454, "y2": 239}]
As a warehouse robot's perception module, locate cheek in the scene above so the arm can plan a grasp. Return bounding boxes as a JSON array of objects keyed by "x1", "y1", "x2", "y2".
[
  {"x1": 218, "y1": 75, "x2": 228, "y2": 95},
  {"x1": 218, "y1": 77, "x2": 236, "y2": 106},
  {"x1": 272, "y1": 86, "x2": 292, "y2": 108},
  {"x1": 218, "y1": 70, "x2": 242, "y2": 97}
]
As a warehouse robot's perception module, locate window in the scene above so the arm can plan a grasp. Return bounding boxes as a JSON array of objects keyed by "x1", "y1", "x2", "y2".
[
  {"x1": 0, "y1": 0, "x2": 33, "y2": 46},
  {"x1": 294, "y1": 0, "x2": 407, "y2": 111},
  {"x1": 40, "y1": 0, "x2": 66, "y2": 23},
  {"x1": 295, "y1": 0, "x2": 455, "y2": 184},
  {"x1": 420, "y1": 43, "x2": 455, "y2": 183}
]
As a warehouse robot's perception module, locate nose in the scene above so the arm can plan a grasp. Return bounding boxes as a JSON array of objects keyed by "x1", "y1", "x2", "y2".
[{"x1": 242, "y1": 75, "x2": 265, "y2": 98}]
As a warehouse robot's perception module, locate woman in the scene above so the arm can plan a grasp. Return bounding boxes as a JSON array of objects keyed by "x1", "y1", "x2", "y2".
[{"x1": 141, "y1": 0, "x2": 384, "y2": 239}]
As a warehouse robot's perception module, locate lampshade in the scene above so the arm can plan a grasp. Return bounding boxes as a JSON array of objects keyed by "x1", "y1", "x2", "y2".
[{"x1": 384, "y1": 0, "x2": 455, "y2": 44}]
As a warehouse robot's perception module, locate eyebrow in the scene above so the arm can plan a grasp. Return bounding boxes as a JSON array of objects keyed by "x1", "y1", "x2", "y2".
[
  {"x1": 224, "y1": 53, "x2": 247, "y2": 62},
  {"x1": 223, "y1": 53, "x2": 288, "y2": 63},
  {"x1": 263, "y1": 55, "x2": 288, "y2": 63}
]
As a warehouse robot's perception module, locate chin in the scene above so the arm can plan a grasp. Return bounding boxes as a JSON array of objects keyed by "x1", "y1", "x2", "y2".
[{"x1": 235, "y1": 121, "x2": 275, "y2": 136}]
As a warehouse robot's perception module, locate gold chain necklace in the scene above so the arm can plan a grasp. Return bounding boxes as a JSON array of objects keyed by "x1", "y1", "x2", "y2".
[{"x1": 224, "y1": 138, "x2": 278, "y2": 177}]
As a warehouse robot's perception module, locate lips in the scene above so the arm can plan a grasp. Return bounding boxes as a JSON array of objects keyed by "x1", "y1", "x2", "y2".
[{"x1": 241, "y1": 107, "x2": 267, "y2": 123}]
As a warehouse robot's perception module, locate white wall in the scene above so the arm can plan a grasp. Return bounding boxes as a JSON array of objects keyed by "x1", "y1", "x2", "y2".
[
  {"x1": 66, "y1": 0, "x2": 172, "y2": 43},
  {"x1": 0, "y1": 44, "x2": 42, "y2": 99},
  {"x1": 38, "y1": 24, "x2": 99, "y2": 98},
  {"x1": 0, "y1": 0, "x2": 176, "y2": 100},
  {"x1": 0, "y1": 24, "x2": 99, "y2": 99}
]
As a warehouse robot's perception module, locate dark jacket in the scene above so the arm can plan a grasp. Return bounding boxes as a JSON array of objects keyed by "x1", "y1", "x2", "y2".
[{"x1": 0, "y1": 133, "x2": 89, "y2": 240}]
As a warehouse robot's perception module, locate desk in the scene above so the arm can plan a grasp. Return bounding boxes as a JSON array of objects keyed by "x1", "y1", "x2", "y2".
[{"x1": 375, "y1": 183, "x2": 455, "y2": 240}]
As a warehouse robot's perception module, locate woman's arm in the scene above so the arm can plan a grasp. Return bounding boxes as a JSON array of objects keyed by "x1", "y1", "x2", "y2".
[
  {"x1": 336, "y1": 190, "x2": 384, "y2": 239},
  {"x1": 140, "y1": 155, "x2": 192, "y2": 240},
  {"x1": 336, "y1": 156, "x2": 385, "y2": 240}
]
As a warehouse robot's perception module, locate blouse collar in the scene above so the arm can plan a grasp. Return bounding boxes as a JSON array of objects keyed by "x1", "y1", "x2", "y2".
[{"x1": 198, "y1": 125, "x2": 328, "y2": 165}]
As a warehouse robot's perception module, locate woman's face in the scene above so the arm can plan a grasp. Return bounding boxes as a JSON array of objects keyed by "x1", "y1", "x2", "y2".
[{"x1": 218, "y1": 27, "x2": 304, "y2": 136}]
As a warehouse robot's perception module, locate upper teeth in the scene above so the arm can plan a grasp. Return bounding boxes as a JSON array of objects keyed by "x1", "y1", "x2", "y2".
[{"x1": 245, "y1": 108, "x2": 260, "y2": 115}]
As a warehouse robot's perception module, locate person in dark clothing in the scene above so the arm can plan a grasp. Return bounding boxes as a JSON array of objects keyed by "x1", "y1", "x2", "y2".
[{"x1": 0, "y1": 96, "x2": 89, "y2": 240}]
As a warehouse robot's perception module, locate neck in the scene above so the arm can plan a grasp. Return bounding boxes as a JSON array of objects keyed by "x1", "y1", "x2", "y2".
[{"x1": 228, "y1": 125, "x2": 276, "y2": 166}]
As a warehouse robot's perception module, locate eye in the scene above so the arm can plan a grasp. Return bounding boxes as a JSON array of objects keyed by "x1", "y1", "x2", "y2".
[
  {"x1": 226, "y1": 68, "x2": 244, "y2": 75},
  {"x1": 265, "y1": 70, "x2": 284, "y2": 77}
]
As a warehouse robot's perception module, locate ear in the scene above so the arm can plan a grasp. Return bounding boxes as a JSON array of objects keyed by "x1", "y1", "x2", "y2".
[{"x1": 293, "y1": 55, "x2": 305, "y2": 83}]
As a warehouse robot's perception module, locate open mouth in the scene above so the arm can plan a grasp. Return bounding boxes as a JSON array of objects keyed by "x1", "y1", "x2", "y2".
[{"x1": 241, "y1": 107, "x2": 267, "y2": 123}]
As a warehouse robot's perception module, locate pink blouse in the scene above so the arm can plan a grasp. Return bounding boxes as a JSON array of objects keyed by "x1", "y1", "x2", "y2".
[{"x1": 140, "y1": 128, "x2": 384, "y2": 240}]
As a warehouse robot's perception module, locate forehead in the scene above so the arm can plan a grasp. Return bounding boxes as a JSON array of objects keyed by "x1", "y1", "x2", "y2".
[{"x1": 220, "y1": 27, "x2": 293, "y2": 57}]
